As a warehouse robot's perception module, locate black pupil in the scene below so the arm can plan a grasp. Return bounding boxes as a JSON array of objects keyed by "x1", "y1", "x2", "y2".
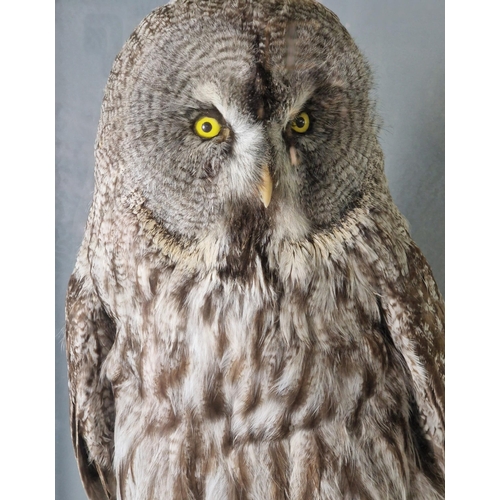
[
  {"x1": 201, "y1": 122, "x2": 213, "y2": 133},
  {"x1": 295, "y1": 116, "x2": 305, "y2": 128}
]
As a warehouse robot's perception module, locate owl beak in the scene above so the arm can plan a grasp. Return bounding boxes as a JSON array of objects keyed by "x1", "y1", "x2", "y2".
[{"x1": 259, "y1": 164, "x2": 273, "y2": 208}]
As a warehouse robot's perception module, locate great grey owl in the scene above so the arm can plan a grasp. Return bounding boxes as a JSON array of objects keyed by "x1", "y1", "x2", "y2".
[{"x1": 65, "y1": 1, "x2": 444, "y2": 499}]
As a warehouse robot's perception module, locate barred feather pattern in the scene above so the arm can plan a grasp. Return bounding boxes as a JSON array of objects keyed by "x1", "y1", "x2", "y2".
[
  {"x1": 68, "y1": 190, "x2": 444, "y2": 499},
  {"x1": 66, "y1": 1, "x2": 444, "y2": 499}
]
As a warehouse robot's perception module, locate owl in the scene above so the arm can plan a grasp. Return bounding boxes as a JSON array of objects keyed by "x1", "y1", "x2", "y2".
[{"x1": 65, "y1": 1, "x2": 444, "y2": 499}]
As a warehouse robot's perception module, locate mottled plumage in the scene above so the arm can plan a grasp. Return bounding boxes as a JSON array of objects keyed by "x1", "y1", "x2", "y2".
[{"x1": 66, "y1": 1, "x2": 444, "y2": 498}]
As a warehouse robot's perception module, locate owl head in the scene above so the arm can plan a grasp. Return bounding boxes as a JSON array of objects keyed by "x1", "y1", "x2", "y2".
[{"x1": 95, "y1": 0, "x2": 385, "y2": 273}]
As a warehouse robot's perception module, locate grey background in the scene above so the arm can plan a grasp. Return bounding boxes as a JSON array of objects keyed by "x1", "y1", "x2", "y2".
[{"x1": 55, "y1": 1, "x2": 444, "y2": 498}]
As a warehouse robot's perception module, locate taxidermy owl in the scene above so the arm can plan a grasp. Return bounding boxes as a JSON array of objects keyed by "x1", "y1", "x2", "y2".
[{"x1": 65, "y1": 0, "x2": 444, "y2": 499}]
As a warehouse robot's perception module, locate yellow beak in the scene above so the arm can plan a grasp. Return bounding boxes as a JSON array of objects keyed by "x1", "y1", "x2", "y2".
[{"x1": 259, "y1": 164, "x2": 273, "y2": 208}]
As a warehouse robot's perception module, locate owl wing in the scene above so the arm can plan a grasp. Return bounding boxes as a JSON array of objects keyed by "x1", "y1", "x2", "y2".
[
  {"x1": 66, "y1": 271, "x2": 117, "y2": 500},
  {"x1": 380, "y1": 241, "x2": 445, "y2": 470}
]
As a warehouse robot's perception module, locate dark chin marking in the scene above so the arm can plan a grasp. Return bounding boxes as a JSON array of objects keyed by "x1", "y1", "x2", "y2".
[{"x1": 217, "y1": 201, "x2": 271, "y2": 280}]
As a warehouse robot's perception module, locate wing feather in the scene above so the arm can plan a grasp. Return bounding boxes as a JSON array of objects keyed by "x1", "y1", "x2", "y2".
[
  {"x1": 66, "y1": 271, "x2": 117, "y2": 500},
  {"x1": 380, "y1": 241, "x2": 445, "y2": 471}
]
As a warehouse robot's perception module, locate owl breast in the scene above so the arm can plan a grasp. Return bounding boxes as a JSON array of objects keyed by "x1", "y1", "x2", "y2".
[{"x1": 101, "y1": 232, "x2": 437, "y2": 499}]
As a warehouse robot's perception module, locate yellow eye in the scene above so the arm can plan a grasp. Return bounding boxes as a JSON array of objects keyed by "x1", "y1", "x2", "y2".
[
  {"x1": 194, "y1": 116, "x2": 222, "y2": 139},
  {"x1": 291, "y1": 112, "x2": 310, "y2": 133}
]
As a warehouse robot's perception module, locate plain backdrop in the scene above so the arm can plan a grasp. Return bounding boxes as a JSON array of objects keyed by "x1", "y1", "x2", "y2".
[{"x1": 55, "y1": 1, "x2": 444, "y2": 497}]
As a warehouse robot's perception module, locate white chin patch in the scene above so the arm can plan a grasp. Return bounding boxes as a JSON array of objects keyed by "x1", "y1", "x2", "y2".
[{"x1": 274, "y1": 202, "x2": 310, "y2": 241}]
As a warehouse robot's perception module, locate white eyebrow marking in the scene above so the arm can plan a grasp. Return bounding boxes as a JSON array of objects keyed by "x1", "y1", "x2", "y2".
[{"x1": 193, "y1": 82, "x2": 223, "y2": 110}]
